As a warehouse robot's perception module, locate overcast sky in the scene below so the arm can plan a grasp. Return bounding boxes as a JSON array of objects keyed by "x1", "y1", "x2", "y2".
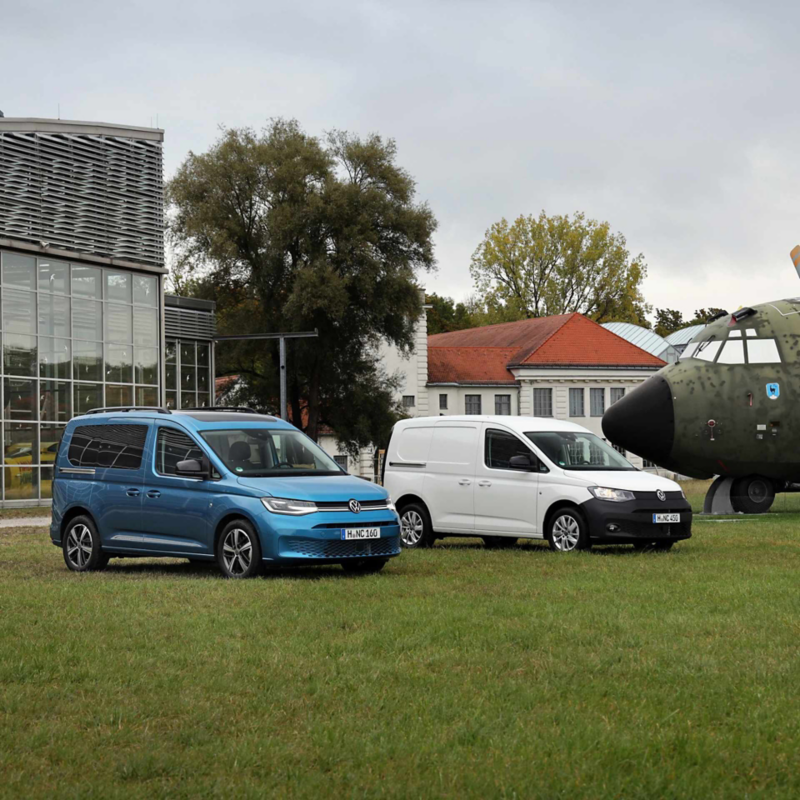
[{"x1": 3, "y1": 0, "x2": 799, "y2": 321}]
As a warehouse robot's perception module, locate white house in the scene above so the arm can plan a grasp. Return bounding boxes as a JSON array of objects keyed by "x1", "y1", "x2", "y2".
[{"x1": 320, "y1": 302, "x2": 668, "y2": 480}]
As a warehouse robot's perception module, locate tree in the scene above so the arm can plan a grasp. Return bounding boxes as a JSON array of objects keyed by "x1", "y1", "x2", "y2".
[
  {"x1": 425, "y1": 293, "x2": 475, "y2": 335},
  {"x1": 167, "y1": 120, "x2": 437, "y2": 452},
  {"x1": 654, "y1": 308, "x2": 685, "y2": 338},
  {"x1": 469, "y1": 211, "x2": 651, "y2": 325},
  {"x1": 653, "y1": 307, "x2": 727, "y2": 338}
]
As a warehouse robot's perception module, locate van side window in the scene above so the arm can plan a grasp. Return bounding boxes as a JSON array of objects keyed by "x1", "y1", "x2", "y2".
[
  {"x1": 68, "y1": 424, "x2": 147, "y2": 470},
  {"x1": 485, "y1": 429, "x2": 536, "y2": 470},
  {"x1": 156, "y1": 428, "x2": 205, "y2": 476}
]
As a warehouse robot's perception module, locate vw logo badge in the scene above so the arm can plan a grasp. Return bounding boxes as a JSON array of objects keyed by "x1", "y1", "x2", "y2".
[
  {"x1": 656, "y1": 490, "x2": 666, "y2": 502},
  {"x1": 348, "y1": 499, "x2": 361, "y2": 514}
]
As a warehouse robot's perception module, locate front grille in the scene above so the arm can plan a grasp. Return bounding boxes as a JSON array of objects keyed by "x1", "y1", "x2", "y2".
[
  {"x1": 284, "y1": 535, "x2": 401, "y2": 559},
  {"x1": 635, "y1": 491, "x2": 685, "y2": 503},
  {"x1": 313, "y1": 520, "x2": 397, "y2": 530},
  {"x1": 316, "y1": 499, "x2": 391, "y2": 512}
]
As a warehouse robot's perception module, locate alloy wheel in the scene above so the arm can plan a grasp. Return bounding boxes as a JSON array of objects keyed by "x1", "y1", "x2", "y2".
[
  {"x1": 400, "y1": 510, "x2": 424, "y2": 547},
  {"x1": 66, "y1": 524, "x2": 93, "y2": 569},
  {"x1": 222, "y1": 528, "x2": 253, "y2": 575},
  {"x1": 551, "y1": 514, "x2": 581, "y2": 551}
]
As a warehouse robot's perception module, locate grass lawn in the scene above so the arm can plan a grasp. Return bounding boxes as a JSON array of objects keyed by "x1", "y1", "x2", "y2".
[{"x1": 2, "y1": 513, "x2": 800, "y2": 798}]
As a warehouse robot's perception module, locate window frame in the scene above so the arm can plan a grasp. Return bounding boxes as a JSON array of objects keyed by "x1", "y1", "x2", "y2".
[
  {"x1": 494, "y1": 394, "x2": 512, "y2": 415},
  {"x1": 67, "y1": 422, "x2": 148, "y2": 471},
  {"x1": 569, "y1": 388, "x2": 585, "y2": 417},
  {"x1": 484, "y1": 427, "x2": 544, "y2": 473},
  {"x1": 590, "y1": 388, "x2": 605, "y2": 417},
  {"x1": 465, "y1": 395, "x2": 482, "y2": 415},
  {"x1": 533, "y1": 388, "x2": 553, "y2": 418},
  {"x1": 439, "y1": 393, "x2": 448, "y2": 411},
  {"x1": 153, "y1": 424, "x2": 218, "y2": 481}
]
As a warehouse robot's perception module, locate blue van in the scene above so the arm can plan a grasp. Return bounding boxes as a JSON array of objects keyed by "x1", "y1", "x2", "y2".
[{"x1": 50, "y1": 407, "x2": 401, "y2": 577}]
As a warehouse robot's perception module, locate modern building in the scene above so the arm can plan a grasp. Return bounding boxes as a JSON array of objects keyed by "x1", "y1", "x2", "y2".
[
  {"x1": 0, "y1": 116, "x2": 213, "y2": 505},
  {"x1": 601, "y1": 322, "x2": 680, "y2": 363},
  {"x1": 665, "y1": 324, "x2": 706, "y2": 355}
]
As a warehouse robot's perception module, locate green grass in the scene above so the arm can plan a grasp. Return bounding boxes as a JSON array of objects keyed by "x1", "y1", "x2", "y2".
[
  {"x1": 0, "y1": 505, "x2": 52, "y2": 519},
  {"x1": 3, "y1": 518, "x2": 800, "y2": 798}
]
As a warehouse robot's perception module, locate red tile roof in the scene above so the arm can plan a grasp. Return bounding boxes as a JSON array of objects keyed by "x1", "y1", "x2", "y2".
[{"x1": 427, "y1": 313, "x2": 664, "y2": 384}]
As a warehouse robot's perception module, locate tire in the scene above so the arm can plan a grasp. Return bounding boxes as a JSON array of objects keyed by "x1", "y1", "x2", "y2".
[
  {"x1": 341, "y1": 559, "x2": 388, "y2": 575},
  {"x1": 216, "y1": 519, "x2": 263, "y2": 578},
  {"x1": 547, "y1": 508, "x2": 591, "y2": 552},
  {"x1": 731, "y1": 475, "x2": 775, "y2": 514},
  {"x1": 62, "y1": 515, "x2": 108, "y2": 572},
  {"x1": 483, "y1": 536, "x2": 518, "y2": 549},
  {"x1": 398, "y1": 503, "x2": 434, "y2": 548}
]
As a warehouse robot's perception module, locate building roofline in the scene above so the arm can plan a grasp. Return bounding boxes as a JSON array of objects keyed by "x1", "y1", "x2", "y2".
[
  {"x1": 0, "y1": 117, "x2": 164, "y2": 142},
  {"x1": 165, "y1": 294, "x2": 216, "y2": 312},
  {"x1": 0, "y1": 238, "x2": 168, "y2": 275}
]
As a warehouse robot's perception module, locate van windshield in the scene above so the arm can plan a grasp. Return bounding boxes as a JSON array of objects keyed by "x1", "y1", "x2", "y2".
[
  {"x1": 200, "y1": 428, "x2": 344, "y2": 477},
  {"x1": 525, "y1": 431, "x2": 635, "y2": 471}
]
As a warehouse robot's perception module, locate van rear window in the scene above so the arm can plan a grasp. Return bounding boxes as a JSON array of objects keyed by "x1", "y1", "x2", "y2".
[{"x1": 68, "y1": 424, "x2": 147, "y2": 470}]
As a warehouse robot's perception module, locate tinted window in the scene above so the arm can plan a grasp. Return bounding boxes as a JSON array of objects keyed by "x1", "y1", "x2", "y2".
[
  {"x1": 68, "y1": 424, "x2": 147, "y2": 470},
  {"x1": 485, "y1": 429, "x2": 536, "y2": 470},
  {"x1": 156, "y1": 427, "x2": 206, "y2": 475}
]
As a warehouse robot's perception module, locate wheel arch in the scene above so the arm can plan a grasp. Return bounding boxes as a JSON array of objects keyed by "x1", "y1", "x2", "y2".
[
  {"x1": 543, "y1": 500, "x2": 587, "y2": 535},
  {"x1": 212, "y1": 511, "x2": 260, "y2": 555},
  {"x1": 59, "y1": 506, "x2": 96, "y2": 540},
  {"x1": 395, "y1": 493, "x2": 429, "y2": 515}
]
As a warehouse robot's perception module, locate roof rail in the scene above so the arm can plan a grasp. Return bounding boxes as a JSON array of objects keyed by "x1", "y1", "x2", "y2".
[
  {"x1": 177, "y1": 406, "x2": 260, "y2": 414},
  {"x1": 83, "y1": 406, "x2": 172, "y2": 415}
]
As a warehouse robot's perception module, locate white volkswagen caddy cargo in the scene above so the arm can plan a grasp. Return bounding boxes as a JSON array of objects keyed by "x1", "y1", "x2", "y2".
[{"x1": 383, "y1": 415, "x2": 692, "y2": 552}]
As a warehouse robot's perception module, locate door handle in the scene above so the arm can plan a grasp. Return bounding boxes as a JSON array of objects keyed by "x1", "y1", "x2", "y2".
[
  {"x1": 458, "y1": 479, "x2": 472, "y2": 486},
  {"x1": 478, "y1": 480, "x2": 492, "y2": 487},
  {"x1": 126, "y1": 488, "x2": 140, "y2": 497},
  {"x1": 146, "y1": 490, "x2": 161, "y2": 499}
]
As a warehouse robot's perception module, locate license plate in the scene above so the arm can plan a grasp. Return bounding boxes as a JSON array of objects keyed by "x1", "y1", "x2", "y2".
[
  {"x1": 341, "y1": 528, "x2": 381, "y2": 541},
  {"x1": 653, "y1": 513, "x2": 680, "y2": 524}
]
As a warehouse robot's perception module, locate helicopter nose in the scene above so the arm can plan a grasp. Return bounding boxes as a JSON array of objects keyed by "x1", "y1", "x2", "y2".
[{"x1": 602, "y1": 375, "x2": 675, "y2": 464}]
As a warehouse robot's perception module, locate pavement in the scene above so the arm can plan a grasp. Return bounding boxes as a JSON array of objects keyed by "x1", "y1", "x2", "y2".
[{"x1": 0, "y1": 516, "x2": 51, "y2": 528}]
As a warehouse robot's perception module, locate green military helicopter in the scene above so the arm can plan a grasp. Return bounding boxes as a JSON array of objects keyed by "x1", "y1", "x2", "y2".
[{"x1": 603, "y1": 247, "x2": 800, "y2": 514}]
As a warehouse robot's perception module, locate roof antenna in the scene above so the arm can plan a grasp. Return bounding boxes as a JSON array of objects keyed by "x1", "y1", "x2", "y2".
[
  {"x1": 58, "y1": 103, "x2": 60, "y2": 120},
  {"x1": 791, "y1": 245, "x2": 800, "y2": 279}
]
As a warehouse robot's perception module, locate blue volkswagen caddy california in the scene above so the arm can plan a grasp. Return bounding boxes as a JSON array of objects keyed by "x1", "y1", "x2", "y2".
[{"x1": 51, "y1": 407, "x2": 401, "y2": 577}]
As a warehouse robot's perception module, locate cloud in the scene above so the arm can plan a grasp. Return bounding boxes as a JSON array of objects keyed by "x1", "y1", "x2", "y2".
[{"x1": 3, "y1": 0, "x2": 799, "y2": 318}]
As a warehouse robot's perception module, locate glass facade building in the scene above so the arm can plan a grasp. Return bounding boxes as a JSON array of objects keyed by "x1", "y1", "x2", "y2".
[{"x1": 0, "y1": 248, "x2": 161, "y2": 502}]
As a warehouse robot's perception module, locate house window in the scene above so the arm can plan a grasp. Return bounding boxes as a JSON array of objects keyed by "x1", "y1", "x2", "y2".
[
  {"x1": 610, "y1": 387, "x2": 626, "y2": 404},
  {"x1": 569, "y1": 388, "x2": 584, "y2": 417},
  {"x1": 465, "y1": 395, "x2": 482, "y2": 415},
  {"x1": 643, "y1": 459, "x2": 656, "y2": 468},
  {"x1": 439, "y1": 394, "x2": 448, "y2": 410},
  {"x1": 402, "y1": 395, "x2": 415, "y2": 409},
  {"x1": 334, "y1": 455, "x2": 348, "y2": 471},
  {"x1": 590, "y1": 388, "x2": 605, "y2": 417},
  {"x1": 495, "y1": 394, "x2": 511, "y2": 415},
  {"x1": 533, "y1": 388, "x2": 552, "y2": 417},
  {"x1": 611, "y1": 443, "x2": 626, "y2": 456}
]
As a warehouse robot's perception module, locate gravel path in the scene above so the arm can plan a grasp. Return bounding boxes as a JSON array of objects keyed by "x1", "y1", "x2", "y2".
[{"x1": 0, "y1": 516, "x2": 51, "y2": 528}]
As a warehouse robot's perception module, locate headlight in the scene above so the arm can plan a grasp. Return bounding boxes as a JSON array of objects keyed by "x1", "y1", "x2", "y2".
[
  {"x1": 261, "y1": 497, "x2": 318, "y2": 515},
  {"x1": 588, "y1": 486, "x2": 636, "y2": 503}
]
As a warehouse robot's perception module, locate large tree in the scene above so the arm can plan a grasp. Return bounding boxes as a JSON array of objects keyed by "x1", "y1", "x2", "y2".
[
  {"x1": 469, "y1": 211, "x2": 651, "y2": 325},
  {"x1": 167, "y1": 120, "x2": 436, "y2": 451}
]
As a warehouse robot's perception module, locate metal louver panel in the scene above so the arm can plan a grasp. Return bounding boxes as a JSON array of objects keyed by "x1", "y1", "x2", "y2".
[
  {"x1": 165, "y1": 307, "x2": 216, "y2": 340},
  {"x1": 0, "y1": 130, "x2": 164, "y2": 268}
]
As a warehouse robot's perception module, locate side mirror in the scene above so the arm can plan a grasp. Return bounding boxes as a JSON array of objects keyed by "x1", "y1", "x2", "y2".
[
  {"x1": 176, "y1": 457, "x2": 209, "y2": 478},
  {"x1": 509, "y1": 454, "x2": 535, "y2": 471}
]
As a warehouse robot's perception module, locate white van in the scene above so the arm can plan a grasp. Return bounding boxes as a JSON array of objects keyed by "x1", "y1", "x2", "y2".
[{"x1": 383, "y1": 415, "x2": 692, "y2": 552}]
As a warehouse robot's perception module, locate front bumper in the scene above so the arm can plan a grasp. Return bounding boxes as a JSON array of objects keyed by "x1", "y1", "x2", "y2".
[
  {"x1": 580, "y1": 496, "x2": 692, "y2": 544},
  {"x1": 256, "y1": 510, "x2": 402, "y2": 563}
]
